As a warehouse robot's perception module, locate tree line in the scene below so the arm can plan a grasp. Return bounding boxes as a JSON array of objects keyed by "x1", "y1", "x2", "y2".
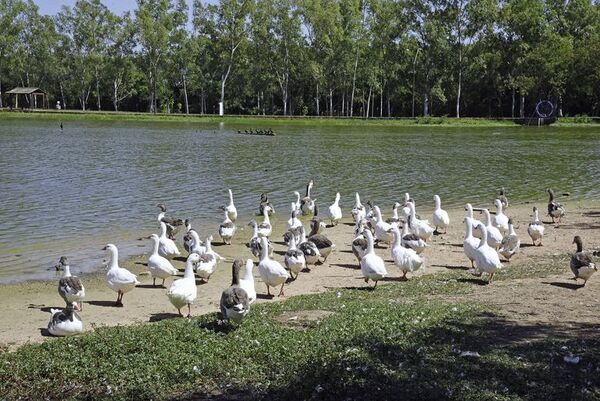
[{"x1": 1, "y1": 0, "x2": 599, "y2": 118}]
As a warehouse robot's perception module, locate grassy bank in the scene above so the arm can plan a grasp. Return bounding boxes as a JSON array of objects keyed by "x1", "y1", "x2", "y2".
[{"x1": 2, "y1": 257, "x2": 599, "y2": 401}]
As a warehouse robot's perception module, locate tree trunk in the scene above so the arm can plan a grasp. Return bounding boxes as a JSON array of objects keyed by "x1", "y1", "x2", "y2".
[
  {"x1": 329, "y1": 88, "x2": 333, "y2": 117},
  {"x1": 113, "y1": 79, "x2": 119, "y2": 111},
  {"x1": 350, "y1": 52, "x2": 359, "y2": 117},
  {"x1": 95, "y1": 67, "x2": 101, "y2": 110},
  {"x1": 423, "y1": 93, "x2": 429, "y2": 117},
  {"x1": 519, "y1": 95, "x2": 525, "y2": 118},
  {"x1": 380, "y1": 82, "x2": 383, "y2": 117},
  {"x1": 60, "y1": 82, "x2": 66, "y2": 110},
  {"x1": 0, "y1": 77, "x2": 3, "y2": 108},
  {"x1": 456, "y1": 0, "x2": 463, "y2": 118},
  {"x1": 366, "y1": 86, "x2": 372, "y2": 118},
  {"x1": 558, "y1": 93, "x2": 563, "y2": 117},
  {"x1": 387, "y1": 95, "x2": 391, "y2": 117},
  {"x1": 182, "y1": 73, "x2": 189, "y2": 114},
  {"x1": 511, "y1": 88, "x2": 515, "y2": 118},
  {"x1": 341, "y1": 92, "x2": 345, "y2": 116},
  {"x1": 411, "y1": 48, "x2": 419, "y2": 118},
  {"x1": 315, "y1": 82, "x2": 320, "y2": 116}
]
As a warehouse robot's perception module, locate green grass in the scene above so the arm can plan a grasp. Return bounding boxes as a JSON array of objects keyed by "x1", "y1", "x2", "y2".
[{"x1": 1, "y1": 262, "x2": 599, "y2": 401}]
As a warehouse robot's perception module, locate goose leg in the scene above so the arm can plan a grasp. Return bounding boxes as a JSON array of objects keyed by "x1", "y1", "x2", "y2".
[
  {"x1": 161, "y1": 278, "x2": 166, "y2": 287},
  {"x1": 266, "y1": 284, "x2": 271, "y2": 297},
  {"x1": 115, "y1": 291, "x2": 122, "y2": 306},
  {"x1": 488, "y1": 273, "x2": 494, "y2": 284},
  {"x1": 403, "y1": 271, "x2": 408, "y2": 280},
  {"x1": 278, "y1": 283, "x2": 285, "y2": 297},
  {"x1": 186, "y1": 304, "x2": 192, "y2": 318},
  {"x1": 153, "y1": 277, "x2": 156, "y2": 287},
  {"x1": 373, "y1": 281, "x2": 378, "y2": 289}
]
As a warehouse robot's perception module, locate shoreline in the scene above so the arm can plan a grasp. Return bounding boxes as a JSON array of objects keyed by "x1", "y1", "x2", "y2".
[{"x1": 1, "y1": 199, "x2": 599, "y2": 350}]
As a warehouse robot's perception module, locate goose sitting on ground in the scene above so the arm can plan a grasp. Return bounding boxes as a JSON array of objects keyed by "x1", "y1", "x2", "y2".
[
  {"x1": 499, "y1": 218, "x2": 520, "y2": 262},
  {"x1": 327, "y1": 192, "x2": 343, "y2": 226},
  {"x1": 308, "y1": 219, "x2": 335, "y2": 262},
  {"x1": 187, "y1": 229, "x2": 207, "y2": 255},
  {"x1": 300, "y1": 180, "x2": 316, "y2": 216},
  {"x1": 57, "y1": 258, "x2": 85, "y2": 311},
  {"x1": 158, "y1": 221, "x2": 180, "y2": 257},
  {"x1": 147, "y1": 234, "x2": 178, "y2": 287},
  {"x1": 104, "y1": 244, "x2": 139, "y2": 307},
  {"x1": 547, "y1": 189, "x2": 565, "y2": 225},
  {"x1": 493, "y1": 199, "x2": 509, "y2": 235},
  {"x1": 432, "y1": 194, "x2": 450, "y2": 234},
  {"x1": 463, "y1": 217, "x2": 479, "y2": 268},
  {"x1": 247, "y1": 220, "x2": 273, "y2": 258},
  {"x1": 360, "y1": 230, "x2": 388, "y2": 288},
  {"x1": 218, "y1": 207, "x2": 236, "y2": 245},
  {"x1": 570, "y1": 236, "x2": 597, "y2": 286},
  {"x1": 259, "y1": 193, "x2": 275, "y2": 216},
  {"x1": 527, "y1": 206, "x2": 545, "y2": 246},
  {"x1": 373, "y1": 205, "x2": 394, "y2": 246},
  {"x1": 472, "y1": 223, "x2": 503, "y2": 283},
  {"x1": 167, "y1": 253, "x2": 200, "y2": 317},
  {"x1": 238, "y1": 259, "x2": 256, "y2": 304},
  {"x1": 258, "y1": 236, "x2": 290, "y2": 297},
  {"x1": 47, "y1": 304, "x2": 83, "y2": 337},
  {"x1": 401, "y1": 218, "x2": 427, "y2": 255},
  {"x1": 465, "y1": 203, "x2": 483, "y2": 238},
  {"x1": 407, "y1": 202, "x2": 434, "y2": 242},
  {"x1": 284, "y1": 236, "x2": 306, "y2": 279},
  {"x1": 220, "y1": 259, "x2": 250, "y2": 324},
  {"x1": 297, "y1": 226, "x2": 321, "y2": 266},
  {"x1": 257, "y1": 208, "x2": 272, "y2": 238},
  {"x1": 156, "y1": 203, "x2": 184, "y2": 240},
  {"x1": 223, "y1": 189, "x2": 238, "y2": 222},
  {"x1": 351, "y1": 192, "x2": 366, "y2": 223},
  {"x1": 498, "y1": 187, "x2": 509, "y2": 209},
  {"x1": 196, "y1": 236, "x2": 223, "y2": 282},
  {"x1": 388, "y1": 225, "x2": 423, "y2": 280},
  {"x1": 481, "y1": 209, "x2": 503, "y2": 249},
  {"x1": 292, "y1": 191, "x2": 302, "y2": 214}
]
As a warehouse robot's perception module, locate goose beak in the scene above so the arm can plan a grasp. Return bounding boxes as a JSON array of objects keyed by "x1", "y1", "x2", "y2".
[{"x1": 101, "y1": 246, "x2": 107, "y2": 250}]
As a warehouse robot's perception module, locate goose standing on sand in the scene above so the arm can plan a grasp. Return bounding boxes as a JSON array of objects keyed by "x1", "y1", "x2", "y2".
[
  {"x1": 47, "y1": 303, "x2": 83, "y2": 337},
  {"x1": 300, "y1": 180, "x2": 316, "y2": 216},
  {"x1": 499, "y1": 218, "x2": 520, "y2": 262},
  {"x1": 463, "y1": 217, "x2": 479, "y2": 268},
  {"x1": 547, "y1": 189, "x2": 565, "y2": 225},
  {"x1": 218, "y1": 207, "x2": 236, "y2": 245},
  {"x1": 312, "y1": 204, "x2": 327, "y2": 234},
  {"x1": 401, "y1": 193, "x2": 412, "y2": 219},
  {"x1": 239, "y1": 259, "x2": 256, "y2": 304},
  {"x1": 223, "y1": 189, "x2": 237, "y2": 222},
  {"x1": 57, "y1": 258, "x2": 85, "y2": 311},
  {"x1": 183, "y1": 219, "x2": 194, "y2": 254},
  {"x1": 388, "y1": 225, "x2": 423, "y2": 280},
  {"x1": 308, "y1": 218, "x2": 335, "y2": 262},
  {"x1": 481, "y1": 209, "x2": 503, "y2": 249},
  {"x1": 247, "y1": 220, "x2": 273, "y2": 258},
  {"x1": 292, "y1": 191, "x2": 302, "y2": 214},
  {"x1": 257, "y1": 208, "x2": 272, "y2": 238},
  {"x1": 360, "y1": 230, "x2": 388, "y2": 288},
  {"x1": 156, "y1": 203, "x2": 184, "y2": 240},
  {"x1": 147, "y1": 234, "x2": 178, "y2": 287},
  {"x1": 401, "y1": 218, "x2": 427, "y2": 254},
  {"x1": 498, "y1": 187, "x2": 509, "y2": 209},
  {"x1": 158, "y1": 221, "x2": 180, "y2": 257},
  {"x1": 187, "y1": 229, "x2": 207, "y2": 255},
  {"x1": 472, "y1": 223, "x2": 503, "y2": 283},
  {"x1": 372, "y1": 205, "x2": 394, "y2": 246},
  {"x1": 167, "y1": 253, "x2": 200, "y2": 317},
  {"x1": 352, "y1": 229, "x2": 368, "y2": 262},
  {"x1": 386, "y1": 202, "x2": 403, "y2": 225},
  {"x1": 570, "y1": 236, "x2": 597, "y2": 286},
  {"x1": 493, "y1": 199, "x2": 509, "y2": 235},
  {"x1": 196, "y1": 236, "x2": 222, "y2": 282},
  {"x1": 285, "y1": 203, "x2": 303, "y2": 245},
  {"x1": 258, "y1": 236, "x2": 290, "y2": 297},
  {"x1": 297, "y1": 226, "x2": 321, "y2": 266},
  {"x1": 352, "y1": 193, "x2": 366, "y2": 223},
  {"x1": 259, "y1": 193, "x2": 275, "y2": 216},
  {"x1": 327, "y1": 192, "x2": 343, "y2": 226},
  {"x1": 220, "y1": 259, "x2": 250, "y2": 324},
  {"x1": 284, "y1": 236, "x2": 306, "y2": 279},
  {"x1": 407, "y1": 202, "x2": 434, "y2": 242},
  {"x1": 527, "y1": 206, "x2": 545, "y2": 246},
  {"x1": 432, "y1": 195, "x2": 450, "y2": 234},
  {"x1": 104, "y1": 244, "x2": 139, "y2": 307},
  {"x1": 465, "y1": 203, "x2": 483, "y2": 238}
]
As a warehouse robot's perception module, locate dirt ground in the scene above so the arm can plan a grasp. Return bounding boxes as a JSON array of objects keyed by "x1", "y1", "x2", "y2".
[{"x1": 1, "y1": 197, "x2": 599, "y2": 350}]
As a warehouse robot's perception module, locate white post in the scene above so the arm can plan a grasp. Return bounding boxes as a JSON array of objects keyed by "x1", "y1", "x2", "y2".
[{"x1": 219, "y1": 102, "x2": 224, "y2": 116}]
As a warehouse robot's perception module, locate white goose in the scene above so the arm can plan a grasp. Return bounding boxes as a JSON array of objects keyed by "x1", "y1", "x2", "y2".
[
  {"x1": 351, "y1": 192, "x2": 366, "y2": 223},
  {"x1": 248, "y1": 220, "x2": 273, "y2": 258},
  {"x1": 463, "y1": 217, "x2": 479, "y2": 268},
  {"x1": 292, "y1": 191, "x2": 302, "y2": 215},
  {"x1": 402, "y1": 218, "x2": 427, "y2": 254},
  {"x1": 300, "y1": 180, "x2": 316, "y2": 216},
  {"x1": 401, "y1": 193, "x2": 412, "y2": 219},
  {"x1": 527, "y1": 206, "x2": 545, "y2": 246},
  {"x1": 499, "y1": 218, "x2": 520, "y2": 261},
  {"x1": 286, "y1": 203, "x2": 303, "y2": 245},
  {"x1": 473, "y1": 223, "x2": 503, "y2": 283},
  {"x1": 465, "y1": 203, "x2": 483, "y2": 238},
  {"x1": 389, "y1": 225, "x2": 423, "y2": 280},
  {"x1": 158, "y1": 221, "x2": 180, "y2": 257},
  {"x1": 257, "y1": 208, "x2": 272, "y2": 238},
  {"x1": 258, "y1": 236, "x2": 290, "y2": 297},
  {"x1": 297, "y1": 226, "x2": 321, "y2": 266},
  {"x1": 147, "y1": 234, "x2": 178, "y2": 287},
  {"x1": 373, "y1": 205, "x2": 393, "y2": 245},
  {"x1": 351, "y1": 229, "x2": 368, "y2": 262},
  {"x1": 224, "y1": 189, "x2": 238, "y2": 222},
  {"x1": 432, "y1": 195, "x2": 450, "y2": 234},
  {"x1": 57, "y1": 258, "x2": 85, "y2": 311},
  {"x1": 327, "y1": 192, "x2": 343, "y2": 226},
  {"x1": 360, "y1": 230, "x2": 388, "y2": 288},
  {"x1": 386, "y1": 202, "x2": 403, "y2": 225},
  {"x1": 104, "y1": 244, "x2": 139, "y2": 307},
  {"x1": 167, "y1": 253, "x2": 200, "y2": 317},
  {"x1": 218, "y1": 208, "x2": 236, "y2": 245},
  {"x1": 196, "y1": 236, "x2": 223, "y2": 282},
  {"x1": 239, "y1": 259, "x2": 256, "y2": 304},
  {"x1": 220, "y1": 259, "x2": 250, "y2": 324},
  {"x1": 481, "y1": 209, "x2": 503, "y2": 249},
  {"x1": 493, "y1": 199, "x2": 509, "y2": 235},
  {"x1": 47, "y1": 304, "x2": 83, "y2": 337},
  {"x1": 407, "y1": 202, "x2": 434, "y2": 241},
  {"x1": 187, "y1": 229, "x2": 207, "y2": 255},
  {"x1": 284, "y1": 235, "x2": 306, "y2": 279}
]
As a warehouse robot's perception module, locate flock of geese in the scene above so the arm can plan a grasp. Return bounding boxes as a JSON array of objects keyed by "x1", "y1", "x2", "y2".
[{"x1": 47, "y1": 183, "x2": 597, "y2": 337}]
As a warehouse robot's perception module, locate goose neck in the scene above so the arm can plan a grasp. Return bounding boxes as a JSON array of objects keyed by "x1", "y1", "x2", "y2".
[
  {"x1": 108, "y1": 247, "x2": 119, "y2": 269},
  {"x1": 464, "y1": 219, "x2": 473, "y2": 238},
  {"x1": 366, "y1": 232, "x2": 375, "y2": 254},
  {"x1": 391, "y1": 228, "x2": 402, "y2": 247},
  {"x1": 228, "y1": 189, "x2": 234, "y2": 205},
  {"x1": 160, "y1": 222, "x2": 167, "y2": 237},
  {"x1": 184, "y1": 258, "x2": 196, "y2": 279},
  {"x1": 477, "y1": 226, "x2": 488, "y2": 248},
  {"x1": 152, "y1": 236, "x2": 160, "y2": 255},
  {"x1": 63, "y1": 265, "x2": 72, "y2": 278},
  {"x1": 260, "y1": 237, "x2": 270, "y2": 261},
  {"x1": 244, "y1": 260, "x2": 254, "y2": 280},
  {"x1": 434, "y1": 196, "x2": 441, "y2": 210},
  {"x1": 231, "y1": 263, "x2": 241, "y2": 286}
]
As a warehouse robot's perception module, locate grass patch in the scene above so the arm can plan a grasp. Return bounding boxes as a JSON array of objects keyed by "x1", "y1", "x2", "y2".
[{"x1": 2, "y1": 265, "x2": 599, "y2": 400}]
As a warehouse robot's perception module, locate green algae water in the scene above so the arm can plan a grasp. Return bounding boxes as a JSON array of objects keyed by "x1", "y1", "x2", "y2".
[{"x1": 1, "y1": 118, "x2": 599, "y2": 282}]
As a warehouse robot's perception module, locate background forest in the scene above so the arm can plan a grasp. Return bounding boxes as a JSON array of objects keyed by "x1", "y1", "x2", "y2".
[{"x1": 1, "y1": 0, "x2": 599, "y2": 117}]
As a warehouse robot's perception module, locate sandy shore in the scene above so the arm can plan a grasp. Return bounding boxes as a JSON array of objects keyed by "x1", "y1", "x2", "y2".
[{"x1": 1, "y1": 198, "x2": 599, "y2": 350}]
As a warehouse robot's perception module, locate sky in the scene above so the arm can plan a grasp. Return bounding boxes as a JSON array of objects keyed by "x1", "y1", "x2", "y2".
[{"x1": 34, "y1": 0, "x2": 198, "y2": 16}]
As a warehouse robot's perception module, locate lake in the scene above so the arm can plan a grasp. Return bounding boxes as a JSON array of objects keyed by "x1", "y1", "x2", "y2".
[{"x1": 1, "y1": 118, "x2": 599, "y2": 283}]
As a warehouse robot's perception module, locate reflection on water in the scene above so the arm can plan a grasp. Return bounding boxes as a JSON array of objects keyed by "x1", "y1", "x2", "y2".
[{"x1": 1, "y1": 119, "x2": 599, "y2": 283}]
